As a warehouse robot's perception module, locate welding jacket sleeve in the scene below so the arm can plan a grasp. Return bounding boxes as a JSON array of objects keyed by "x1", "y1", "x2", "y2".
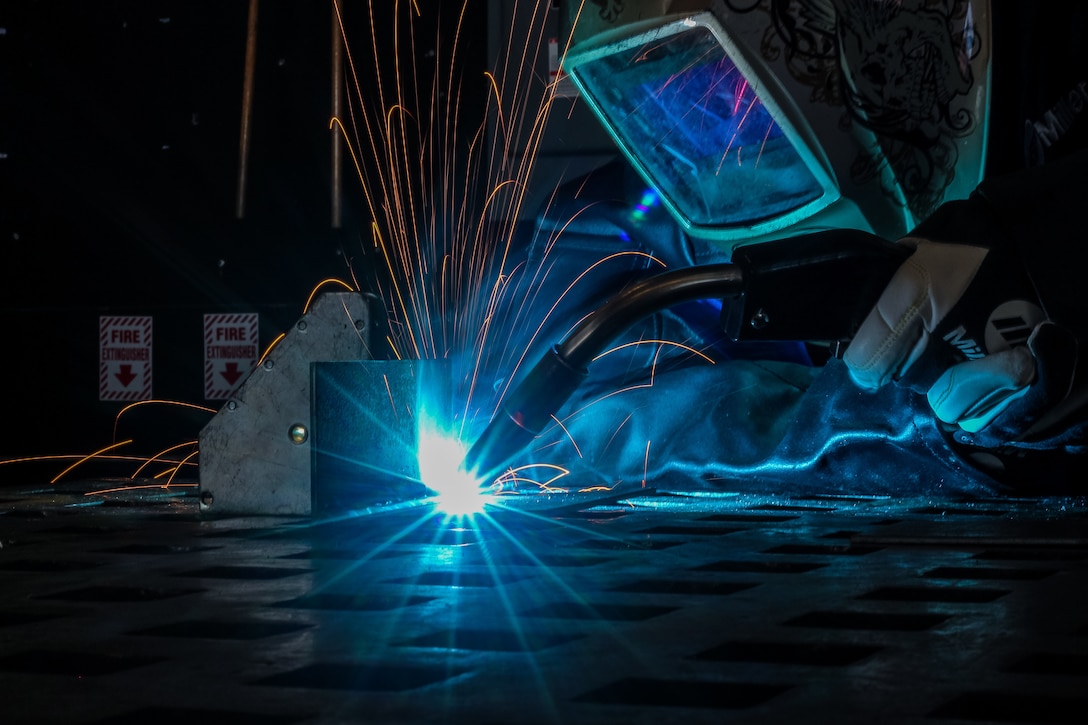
[{"x1": 843, "y1": 149, "x2": 1088, "y2": 486}]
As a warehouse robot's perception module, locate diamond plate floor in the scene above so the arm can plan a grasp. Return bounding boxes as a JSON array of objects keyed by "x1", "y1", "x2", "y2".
[{"x1": 2, "y1": 484, "x2": 1087, "y2": 724}]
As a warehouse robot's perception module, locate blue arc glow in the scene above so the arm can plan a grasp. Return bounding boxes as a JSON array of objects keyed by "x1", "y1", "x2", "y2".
[{"x1": 417, "y1": 425, "x2": 488, "y2": 516}]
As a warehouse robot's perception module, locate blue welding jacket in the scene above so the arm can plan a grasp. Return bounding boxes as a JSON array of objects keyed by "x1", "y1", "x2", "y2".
[
  {"x1": 550, "y1": 356, "x2": 1003, "y2": 497},
  {"x1": 477, "y1": 152, "x2": 1088, "y2": 497},
  {"x1": 475, "y1": 158, "x2": 1014, "y2": 498},
  {"x1": 476, "y1": 159, "x2": 998, "y2": 497}
]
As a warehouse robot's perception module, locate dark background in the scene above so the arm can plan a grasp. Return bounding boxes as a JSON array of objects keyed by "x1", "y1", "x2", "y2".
[
  {"x1": 0, "y1": 1, "x2": 487, "y2": 479},
  {"x1": 8, "y1": 1, "x2": 1081, "y2": 486}
]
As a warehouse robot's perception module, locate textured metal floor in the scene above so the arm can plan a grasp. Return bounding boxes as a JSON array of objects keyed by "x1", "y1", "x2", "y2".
[{"x1": 2, "y1": 483, "x2": 1087, "y2": 724}]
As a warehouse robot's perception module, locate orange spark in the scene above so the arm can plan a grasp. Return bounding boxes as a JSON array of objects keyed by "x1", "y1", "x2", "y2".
[
  {"x1": 258, "y1": 333, "x2": 287, "y2": 366},
  {"x1": 50, "y1": 440, "x2": 134, "y2": 484},
  {"x1": 642, "y1": 440, "x2": 651, "y2": 488},
  {"x1": 84, "y1": 483, "x2": 199, "y2": 497},
  {"x1": 303, "y1": 278, "x2": 355, "y2": 312},
  {"x1": 593, "y1": 339, "x2": 716, "y2": 364},
  {"x1": 112, "y1": 400, "x2": 215, "y2": 441},
  {"x1": 548, "y1": 414, "x2": 582, "y2": 459},
  {"x1": 131, "y1": 440, "x2": 199, "y2": 480}
]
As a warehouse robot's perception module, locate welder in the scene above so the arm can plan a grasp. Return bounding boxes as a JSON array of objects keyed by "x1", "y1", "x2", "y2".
[{"x1": 469, "y1": 0, "x2": 1087, "y2": 495}]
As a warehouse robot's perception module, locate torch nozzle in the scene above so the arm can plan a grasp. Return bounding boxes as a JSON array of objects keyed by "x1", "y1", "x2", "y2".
[{"x1": 465, "y1": 347, "x2": 588, "y2": 486}]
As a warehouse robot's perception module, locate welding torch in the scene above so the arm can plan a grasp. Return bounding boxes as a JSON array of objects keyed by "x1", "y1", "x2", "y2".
[{"x1": 464, "y1": 229, "x2": 913, "y2": 483}]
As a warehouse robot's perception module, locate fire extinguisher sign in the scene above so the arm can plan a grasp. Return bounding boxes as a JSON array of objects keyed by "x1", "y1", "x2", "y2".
[
  {"x1": 99, "y1": 316, "x2": 153, "y2": 401},
  {"x1": 204, "y1": 313, "x2": 259, "y2": 400}
]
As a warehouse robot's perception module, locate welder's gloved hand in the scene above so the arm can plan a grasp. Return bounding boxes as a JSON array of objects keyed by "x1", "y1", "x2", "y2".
[
  {"x1": 843, "y1": 238, "x2": 989, "y2": 390},
  {"x1": 841, "y1": 152, "x2": 1088, "y2": 486},
  {"x1": 842, "y1": 236, "x2": 1052, "y2": 437},
  {"x1": 926, "y1": 320, "x2": 1080, "y2": 440},
  {"x1": 924, "y1": 336, "x2": 1034, "y2": 433}
]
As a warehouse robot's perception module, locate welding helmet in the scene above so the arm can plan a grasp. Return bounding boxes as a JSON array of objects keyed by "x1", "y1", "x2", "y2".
[{"x1": 560, "y1": 0, "x2": 991, "y2": 252}]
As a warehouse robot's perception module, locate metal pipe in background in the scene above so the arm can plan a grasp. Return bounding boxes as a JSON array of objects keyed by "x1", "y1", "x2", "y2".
[
  {"x1": 331, "y1": 1, "x2": 344, "y2": 229},
  {"x1": 235, "y1": 0, "x2": 260, "y2": 219}
]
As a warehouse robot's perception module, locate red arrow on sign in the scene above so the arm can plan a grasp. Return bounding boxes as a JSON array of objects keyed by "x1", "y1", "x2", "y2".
[
  {"x1": 221, "y1": 362, "x2": 245, "y2": 386},
  {"x1": 115, "y1": 364, "x2": 137, "y2": 387}
]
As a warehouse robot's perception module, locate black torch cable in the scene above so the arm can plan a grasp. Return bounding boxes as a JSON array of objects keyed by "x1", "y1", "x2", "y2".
[
  {"x1": 465, "y1": 264, "x2": 745, "y2": 480},
  {"x1": 557, "y1": 263, "x2": 744, "y2": 368}
]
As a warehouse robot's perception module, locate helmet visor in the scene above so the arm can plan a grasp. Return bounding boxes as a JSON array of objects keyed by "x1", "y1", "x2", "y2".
[{"x1": 568, "y1": 14, "x2": 837, "y2": 238}]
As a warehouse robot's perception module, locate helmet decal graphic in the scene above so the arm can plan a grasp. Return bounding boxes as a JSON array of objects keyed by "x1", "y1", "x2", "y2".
[
  {"x1": 590, "y1": 0, "x2": 627, "y2": 24},
  {"x1": 726, "y1": 0, "x2": 983, "y2": 221}
]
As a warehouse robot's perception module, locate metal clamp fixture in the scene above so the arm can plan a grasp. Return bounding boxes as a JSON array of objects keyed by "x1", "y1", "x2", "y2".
[{"x1": 198, "y1": 291, "x2": 372, "y2": 515}]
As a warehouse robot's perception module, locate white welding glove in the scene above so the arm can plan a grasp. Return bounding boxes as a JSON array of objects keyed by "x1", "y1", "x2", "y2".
[
  {"x1": 843, "y1": 237, "x2": 1050, "y2": 436},
  {"x1": 844, "y1": 239, "x2": 989, "y2": 390},
  {"x1": 841, "y1": 153, "x2": 1088, "y2": 486}
]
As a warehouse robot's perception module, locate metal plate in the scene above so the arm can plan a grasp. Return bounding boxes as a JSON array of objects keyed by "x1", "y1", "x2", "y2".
[{"x1": 2, "y1": 485, "x2": 1086, "y2": 724}]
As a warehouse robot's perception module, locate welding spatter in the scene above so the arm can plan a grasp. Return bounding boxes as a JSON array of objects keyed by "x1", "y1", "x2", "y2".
[{"x1": 463, "y1": 229, "x2": 913, "y2": 485}]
